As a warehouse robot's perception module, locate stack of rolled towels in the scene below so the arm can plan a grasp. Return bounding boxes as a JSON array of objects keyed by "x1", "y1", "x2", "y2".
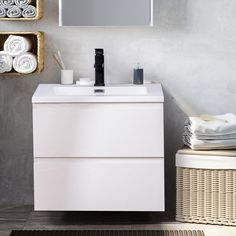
[
  {"x1": 0, "y1": 0, "x2": 37, "y2": 18},
  {"x1": 183, "y1": 113, "x2": 236, "y2": 150},
  {"x1": 0, "y1": 35, "x2": 37, "y2": 74}
]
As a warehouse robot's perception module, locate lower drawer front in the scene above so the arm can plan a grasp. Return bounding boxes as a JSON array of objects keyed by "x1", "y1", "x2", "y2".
[{"x1": 34, "y1": 157, "x2": 165, "y2": 211}]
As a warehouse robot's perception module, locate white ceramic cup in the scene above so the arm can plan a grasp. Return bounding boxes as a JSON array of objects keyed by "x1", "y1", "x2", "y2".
[{"x1": 61, "y1": 70, "x2": 74, "y2": 85}]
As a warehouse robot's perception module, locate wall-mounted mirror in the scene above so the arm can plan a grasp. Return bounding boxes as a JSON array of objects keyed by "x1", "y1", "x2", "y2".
[{"x1": 59, "y1": 0, "x2": 153, "y2": 26}]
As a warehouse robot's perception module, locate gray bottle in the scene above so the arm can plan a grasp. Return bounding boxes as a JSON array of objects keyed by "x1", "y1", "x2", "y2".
[{"x1": 133, "y1": 63, "x2": 144, "y2": 85}]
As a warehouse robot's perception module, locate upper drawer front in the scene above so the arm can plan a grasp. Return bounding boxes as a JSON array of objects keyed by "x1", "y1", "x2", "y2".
[{"x1": 33, "y1": 103, "x2": 164, "y2": 157}]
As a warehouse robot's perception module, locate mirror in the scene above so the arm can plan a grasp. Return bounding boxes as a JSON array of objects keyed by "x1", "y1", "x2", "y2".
[{"x1": 59, "y1": 0, "x2": 153, "y2": 26}]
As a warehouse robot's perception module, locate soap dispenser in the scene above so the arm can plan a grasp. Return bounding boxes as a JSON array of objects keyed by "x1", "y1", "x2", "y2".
[{"x1": 133, "y1": 63, "x2": 144, "y2": 85}]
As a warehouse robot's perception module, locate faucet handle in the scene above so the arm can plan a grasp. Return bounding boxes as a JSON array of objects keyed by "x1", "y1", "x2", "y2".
[
  {"x1": 95, "y1": 48, "x2": 104, "y2": 55},
  {"x1": 95, "y1": 48, "x2": 104, "y2": 68}
]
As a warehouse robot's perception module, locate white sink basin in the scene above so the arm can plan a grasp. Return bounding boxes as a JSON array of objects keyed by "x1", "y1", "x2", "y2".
[
  {"x1": 53, "y1": 86, "x2": 147, "y2": 96},
  {"x1": 32, "y1": 84, "x2": 164, "y2": 103}
]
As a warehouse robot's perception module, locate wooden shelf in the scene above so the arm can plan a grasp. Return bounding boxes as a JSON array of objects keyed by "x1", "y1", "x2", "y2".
[
  {"x1": 0, "y1": 0, "x2": 43, "y2": 21},
  {"x1": 0, "y1": 31, "x2": 44, "y2": 75}
]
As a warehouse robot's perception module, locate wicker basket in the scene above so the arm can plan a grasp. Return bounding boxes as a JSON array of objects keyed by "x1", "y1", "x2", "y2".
[
  {"x1": 176, "y1": 149, "x2": 236, "y2": 226},
  {"x1": 0, "y1": 0, "x2": 43, "y2": 20},
  {"x1": 0, "y1": 31, "x2": 44, "y2": 75}
]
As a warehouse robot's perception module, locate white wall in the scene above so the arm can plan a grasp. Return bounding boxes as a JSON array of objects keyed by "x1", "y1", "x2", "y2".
[{"x1": 0, "y1": 0, "x2": 236, "y2": 215}]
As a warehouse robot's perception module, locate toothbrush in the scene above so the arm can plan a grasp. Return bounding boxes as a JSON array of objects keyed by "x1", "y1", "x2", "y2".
[
  {"x1": 52, "y1": 53, "x2": 64, "y2": 69},
  {"x1": 57, "y1": 50, "x2": 66, "y2": 70}
]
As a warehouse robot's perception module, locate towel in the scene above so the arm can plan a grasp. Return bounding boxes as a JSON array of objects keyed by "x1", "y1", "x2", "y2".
[
  {"x1": 183, "y1": 113, "x2": 236, "y2": 150},
  {"x1": 186, "y1": 114, "x2": 236, "y2": 136},
  {"x1": 14, "y1": 0, "x2": 31, "y2": 8},
  {"x1": 22, "y1": 5, "x2": 36, "y2": 18},
  {"x1": 183, "y1": 135, "x2": 236, "y2": 150},
  {"x1": 13, "y1": 52, "x2": 37, "y2": 74},
  {"x1": 0, "y1": 51, "x2": 13, "y2": 73},
  {"x1": 4, "y1": 35, "x2": 31, "y2": 56},
  {"x1": 0, "y1": 0, "x2": 14, "y2": 9},
  {"x1": 183, "y1": 126, "x2": 236, "y2": 140},
  {"x1": 7, "y1": 5, "x2": 22, "y2": 17},
  {"x1": 0, "y1": 6, "x2": 6, "y2": 17}
]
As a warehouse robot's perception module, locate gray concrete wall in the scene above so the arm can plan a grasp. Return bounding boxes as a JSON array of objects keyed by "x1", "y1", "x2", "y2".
[{"x1": 0, "y1": 0, "x2": 236, "y2": 217}]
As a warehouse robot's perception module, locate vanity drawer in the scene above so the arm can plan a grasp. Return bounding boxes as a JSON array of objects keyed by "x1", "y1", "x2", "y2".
[
  {"x1": 33, "y1": 103, "x2": 164, "y2": 158},
  {"x1": 34, "y1": 157, "x2": 165, "y2": 211}
]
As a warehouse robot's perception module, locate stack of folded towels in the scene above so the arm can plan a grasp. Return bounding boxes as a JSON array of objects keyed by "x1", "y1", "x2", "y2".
[
  {"x1": 0, "y1": 35, "x2": 37, "y2": 74},
  {"x1": 183, "y1": 113, "x2": 236, "y2": 150},
  {"x1": 0, "y1": 0, "x2": 37, "y2": 18}
]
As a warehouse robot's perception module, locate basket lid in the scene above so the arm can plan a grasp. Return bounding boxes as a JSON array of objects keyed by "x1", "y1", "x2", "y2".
[{"x1": 176, "y1": 148, "x2": 236, "y2": 169}]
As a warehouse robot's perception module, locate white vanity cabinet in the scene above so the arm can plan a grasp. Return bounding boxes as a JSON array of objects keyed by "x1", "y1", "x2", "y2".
[{"x1": 32, "y1": 84, "x2": 165, "y2": 211}]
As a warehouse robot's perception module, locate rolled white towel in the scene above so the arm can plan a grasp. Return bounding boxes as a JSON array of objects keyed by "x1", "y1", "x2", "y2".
[
  {"x1": 0, "y1": 51, "x2": 13, "y2": 73},
  {"x1": 22, "y1": 5, "x2": 36, "y2": 18},
  {"x1": 4, "y1": 35, "x2": 31, "y2": 56},
  {"x1": 14, "y1": 0, "x2": 31, "y2": 8},
  {"x1": 13, "y1": 52, "x2": 37, "y2": 74},
  {"x1": 0, "y1": 0, "x2": 14, "y2": 9},
  {"x1": 0, "y1": 6, "x2": 7, "y2": 17},
  {"x1": 7, "y1": 5, "x2": 22, "y2": 18}
]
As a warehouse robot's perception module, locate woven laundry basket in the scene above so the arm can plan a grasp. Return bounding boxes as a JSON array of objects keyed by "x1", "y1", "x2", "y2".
[{"x1": 176, "y1": 148, "x2": 236, "y2": 226}]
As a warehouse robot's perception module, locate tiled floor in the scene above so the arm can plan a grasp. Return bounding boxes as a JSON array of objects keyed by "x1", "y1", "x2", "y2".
[{"x1": 0, "y1": 206, "x2": 235, "y2": 236}]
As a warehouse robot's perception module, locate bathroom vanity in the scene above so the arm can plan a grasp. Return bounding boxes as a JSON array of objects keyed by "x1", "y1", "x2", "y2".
[{"x1": 32, "y1": 84, "x2": 164, "y2": 211}]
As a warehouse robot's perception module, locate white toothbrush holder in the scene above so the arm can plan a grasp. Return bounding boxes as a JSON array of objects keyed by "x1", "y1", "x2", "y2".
[{"x1": 61, "y1": 70, "x2": 74, "y2": 85}]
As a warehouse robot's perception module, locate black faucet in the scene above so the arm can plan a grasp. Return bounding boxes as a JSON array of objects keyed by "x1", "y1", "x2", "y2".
[{"x1": 94, "y1": 49, "x2": 105, "y2": 86}]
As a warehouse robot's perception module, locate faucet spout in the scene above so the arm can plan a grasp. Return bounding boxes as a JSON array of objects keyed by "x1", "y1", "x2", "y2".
[{"x1": 94, "y1": 48, "x2": 105, "y2": 86}]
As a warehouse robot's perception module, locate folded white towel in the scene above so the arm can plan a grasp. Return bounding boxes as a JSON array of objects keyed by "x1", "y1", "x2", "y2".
[
  {"x1": 4, "y1": 35, "x2": 31, "y2": 56},
  {"x1": 183, "y1": 113, "x2": 236, "y2": 150},
  {"x1": 186, "y1": 114, "x2": 236, "y2": 136},
  {"x1": 22, "y1": 5, "x2": 36, "y2": 18},
  {"x1": 14, "y1": 0, "x2": 31, "y2": 8},
  {"x1": 0, "y1": 6, "x2": 6, "y2": 17},
  {"x1": 183, "y1": 126, "x2": 236, "y2": 140},
  {"x1": 13, "y1": 52, "x2": 37, "y2": 74},
  {"x1": 0, "y1": 0, "x2": 14, "y2": 9},
  {"x1": 183, "y1": 135, "x2": 236, "y2": 150},
  {"x1": 0, "y1": 51, "x2": 13, "y2": 73},
  {"x1": 7, "y1": 5, "x2": 22, "y2": 17}
]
